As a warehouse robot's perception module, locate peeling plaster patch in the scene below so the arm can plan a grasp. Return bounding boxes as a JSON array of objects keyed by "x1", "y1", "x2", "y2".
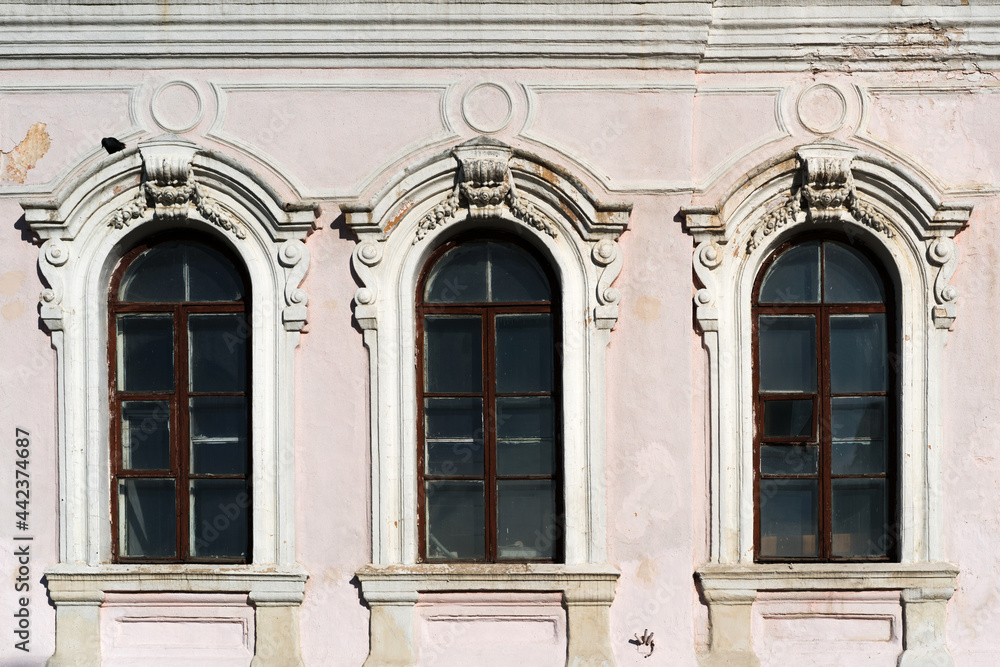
[
  {"x1": 845, "y1": 21, "x2": 963, "y2": 62},
  {"x1": 633, "y1": 295, "x2": 661, "y2": 322},
  {"x1": 2, "y1": 300, "x2": 25, "y2": 320},
  {"x1": 636, "y1": 557, "x2": 658, "y2": 587},
  {"x1": 1, "y1": 122, "x2": 51, "y2": 183},
  {"x1": 0, "y1": 270, "x2": 25, "y2": 296}
]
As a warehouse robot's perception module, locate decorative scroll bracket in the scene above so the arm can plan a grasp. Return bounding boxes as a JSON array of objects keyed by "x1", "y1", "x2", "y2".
[
  {"x1": 682, "y1": 207, "x2": 726, "y2": 334},
  {"x1": 352, "y1": 240, "x2": 383, "y2": 331},
  {"x1": 39, "y1": 238, "x2": 70, "y2": 332},
  {"x1": 278, "y1": 239, "x2": 310, "y2": 332},
  {"x1": 414, "y1": 138, "x2": 558, "y2": 244},
  {"x1": 928, "y1": 237, "x2": 959, "y2": 330},
  {"x1": 105, "y1": 136, "x2": 246, "y2": 240},
  {"x1": 592, "y1": 240, "x2": 623, "y2": 330}
]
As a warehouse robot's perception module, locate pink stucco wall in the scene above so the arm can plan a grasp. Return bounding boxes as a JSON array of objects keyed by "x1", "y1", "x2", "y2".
[{"x1": 2, "y1": 63, "x2": 999, "y2": 665}]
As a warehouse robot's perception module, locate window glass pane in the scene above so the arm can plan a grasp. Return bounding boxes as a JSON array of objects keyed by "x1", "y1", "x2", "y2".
[
  {"x1": 832, "y1": 479, "x2": 887, "y2": 557},
  {"x1": 497, "y1": 397, "x2": 555, "y2": 476},
  {"x1": 489, "y1": 242, "x2": 551, "y2": 303},
  {"x1": 758, "y1": 315, "x2": 816, "y2": 393},
  {"x1": 824, "y1": 242, "x2": 884, "y2": 303},
  {"x1": 121, "y1": 401, "x2": 171, "y2": 470},
  {"x1": 118, "y1": 479, "x2": 176, "y2": 558},
  {"x1": 120, "y1": 242, "x2": 243, "y2": 303},
  {"x1": 759, "y1": 479, "x2": 818, "y2": 558},
  {"x1": 760, "y1": 445, "x2": 818, "y2": 476},
  {"x1": 186, "y1": 244, "x2": 244, "y2": 302},
  {"x1": 425, "y1": 397, "x2": 484, "y2": 476},
  {"x1": 118, "y1": 314, "x2": 175, "y2": 392},
  {"x1": 424, "y1": 316, "x2": 482, "y2": 393},
  {"x1": 120, "y1": 243, "x2": 187, "y2": 302},
  {"x1": 762, "y1": 399, "x2": 813, "y2": 439},
  {"x1": 759, "y1": 242, "x2": 820, "y2": 303},
  {"x1": 425, "y1": 397, "x2": 484, "y2": 439},
  {"x1": 497, "y1": 480, "x2": 556, "y2": 560},
  {"x1": 424, "y1": 244, "x2": 489, "y2": 304},
  {"x1": 832, "y1": 440, "x2": 886, "y2": 476},
  {"x1": 495, "y1": 314, "x2": 553, "y2": 393},
  {"x1": 829, "y1": 314, "x2": 887, "y2": 393},
  {"x1": 189, "y1": 313, "x2": 247, "y2": 393},
  {"x1": 831, "y1": 397, "x2": 886, "y2": 440},
  {"x1": 190, "y1": 396, "x2": 248, "y2": 475},
  {"x1": 190, "y1": 480, "x2": 249, "y2": 559},
  {"x1": 425, "y1": 481, "x2": 485, "y2": 560},
  {"x1": 497, "y1": 396, "x2": 555, "y2": 439}
]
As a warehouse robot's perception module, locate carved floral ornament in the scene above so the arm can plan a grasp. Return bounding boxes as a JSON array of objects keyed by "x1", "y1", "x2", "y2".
[
  {"x1": 413, "y1": 138, "x2": 558, "y2": 243},
  {"x1": 684, "y1": 143, "x2": 972, "y2": 331},
  {"x1": 745, "y1": 145, "x2": 895, "y2": 253},
  {"x1": 106, "y1": 140, "x2": 246, "y2": 239}
]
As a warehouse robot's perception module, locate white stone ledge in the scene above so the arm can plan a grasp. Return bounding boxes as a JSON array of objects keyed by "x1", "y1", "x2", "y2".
[
  {"x1": 45, "y1": 563, "x2": 309, "y2": 599},
  {"x1": 356, "y1": 563, "x2": 619, "y2": 603},
  {"x1": 696, "y1": 562, "x2": 959, "y2": 597}
]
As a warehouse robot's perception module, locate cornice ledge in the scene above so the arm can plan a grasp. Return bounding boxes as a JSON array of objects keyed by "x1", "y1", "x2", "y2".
[
  {"x1": 356, "y1": 563, "x2": 620, "y2": 604},
  {"x1": 696, "y1": 561, "x2": 959, "y2": 595},
  {"x1": 701, "y1": 6, "x2": 996, "y2": 73},
  {"x1": 45, "y1": 562, "x2": 309, "y2": 596},
  {"x1": 0, "y1": 2, "x2": 714, "y2": 70}
]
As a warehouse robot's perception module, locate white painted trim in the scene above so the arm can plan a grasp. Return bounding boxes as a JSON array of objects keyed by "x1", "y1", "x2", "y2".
[
  {"x1": 20, "y1": 135, "x2": 316, "y2": 664},
  {"x1": 683, "y1": 141, "x2": 971, "y2": 665},
  {"x1": 0, "y1": 2, "x2": 714, "y2": 70},
  {"x1": 5, "y1": 3, "x2": 1000, "y2": 72},
  {"x1": 346, "y1": 139, "x2": 630, "y2": 570},
  {"x1": 150, "y1": 80, "x2": 205, "y2": 134}
]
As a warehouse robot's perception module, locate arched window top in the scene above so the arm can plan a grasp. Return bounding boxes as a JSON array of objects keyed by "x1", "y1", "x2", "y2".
[
  {"x1": 118, "y1": 240, "x2": 245, "y2": 303},
  {"x1": 758, "y1": 240, "x2": 885, "y2": 305},
  {"x1": 423, "y1": 240, "x2": 551, "y2": 304}
]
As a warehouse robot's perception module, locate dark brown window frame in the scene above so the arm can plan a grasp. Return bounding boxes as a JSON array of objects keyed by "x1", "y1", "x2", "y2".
[
  {"x1": 415, "y1": 232, "x2": 564, "y2": 563},
  {"x1": 752, "y1": 232, "x2": 898, "y2": 563},
  {"x1": 108, "y1": 234, "x2": 253, "y2": 564}
]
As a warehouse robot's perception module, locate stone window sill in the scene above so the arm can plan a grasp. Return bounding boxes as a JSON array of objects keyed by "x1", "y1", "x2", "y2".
[
  {"x1": 356, "y1": 562, "x2": 619, "y2": 601},
  {"x1": 45, "y1": 563, "x2": 308, "y2": 603},
  {"x1": 694, "y1": 562, "x2": 959, "y2": 667},
  {"x1": 355, "y1": 563, "x2": 620, "y2": 666},
  {"x1": 696, "y1": 561, "x2": 958, "y2": 598}
]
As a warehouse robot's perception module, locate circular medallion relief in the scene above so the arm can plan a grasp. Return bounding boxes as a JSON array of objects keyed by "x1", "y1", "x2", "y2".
[
  {"x1": 796, "y1": 83, "x2": 848, "y2": 135},
  {"x1": 151, "y1": 81, "x2": 204, "y2": 134},
  {"x1": 461, "y1": 83, "x2": 514, "y2": 134}
]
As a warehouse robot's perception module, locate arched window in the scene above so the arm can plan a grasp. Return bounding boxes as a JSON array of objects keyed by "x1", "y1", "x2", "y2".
[
  {"x1": 753, "y1": 237, "x2": 895, "y2": 561},
  {"x1": 109, "y1": 237, "x2": 251, "y2": 562},
  {"x1": 416, "y1": 236, "x2": 561, "y2": 562}
]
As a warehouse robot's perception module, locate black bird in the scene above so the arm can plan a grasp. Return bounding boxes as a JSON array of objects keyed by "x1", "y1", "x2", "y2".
[{"x1": 102, "y1": 137, "x2": 126, "y2": 154}]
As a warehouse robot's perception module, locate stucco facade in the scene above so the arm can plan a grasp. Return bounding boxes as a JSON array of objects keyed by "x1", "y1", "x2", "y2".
[{"x1": 1, "y1": 1, "x2": 1000, "y2": 665}]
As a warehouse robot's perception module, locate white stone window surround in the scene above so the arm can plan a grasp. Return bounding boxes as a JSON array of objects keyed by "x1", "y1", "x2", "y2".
[
  {"x1": 344, "y1": 137, "x2": 631, "y2": 666},
  {"x1": 20, "y1": 135, "x2": 317, "y2": 667},
  {"x1": 682, "y1": 142, "x2": 971, "y2": 667}
]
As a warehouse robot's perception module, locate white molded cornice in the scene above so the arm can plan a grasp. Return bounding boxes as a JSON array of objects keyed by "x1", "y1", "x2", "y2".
[
  {"x1": 0, "y1": 1, "x2": 713, "y2": 70},
  {"x1": 5, "y1": 2, "x2": 1000, "y2": 70},
  {"x1": 704, "y1": 3, "x2": 1000, "y2": 72}
]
